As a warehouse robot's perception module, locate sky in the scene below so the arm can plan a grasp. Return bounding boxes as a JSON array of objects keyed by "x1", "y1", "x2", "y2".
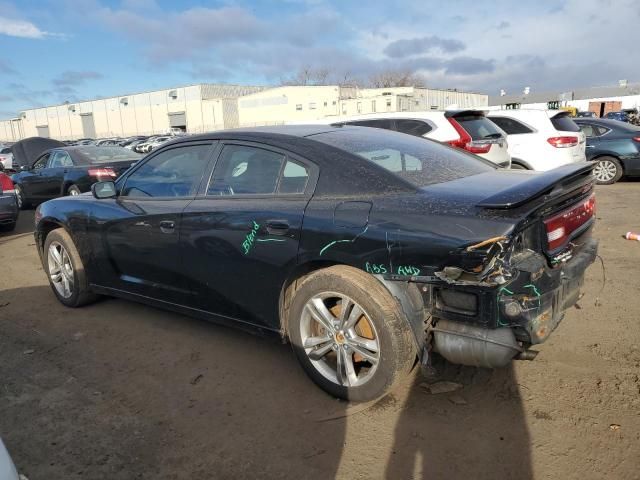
[{"x1": 0, "y1": 0, "x2": 638, "y2": 117}]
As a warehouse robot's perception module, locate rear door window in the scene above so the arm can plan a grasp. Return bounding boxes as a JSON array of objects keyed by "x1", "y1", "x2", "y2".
[
  {"x1": 394, "y1": 119, "x2": 433, "y2": 137},
  {"x1": 489, "y1": 116, "x2": 533, "y2": 135},
  {"x1": 551, "y1": 115, "x2": 580, "y2": 132},
  {"x1": 347, "y1": 119, "x2": 395, "y2": 130},
  {"x1": 454, "y1": 115, "x2": 504, "y2": 139}
]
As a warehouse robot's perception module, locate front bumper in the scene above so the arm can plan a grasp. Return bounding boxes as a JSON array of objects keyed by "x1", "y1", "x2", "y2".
[{"x1": 430, "y1": 238, "x2": 598, "y2": 345}]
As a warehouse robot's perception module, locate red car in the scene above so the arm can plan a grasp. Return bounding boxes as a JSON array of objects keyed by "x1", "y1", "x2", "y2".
[{"x1": 0, "y1": 173, "x2": 19, "y2": 231}]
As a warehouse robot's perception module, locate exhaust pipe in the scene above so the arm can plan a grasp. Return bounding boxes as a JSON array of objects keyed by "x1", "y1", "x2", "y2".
[{"x1": 432, "y1": 320, "x2": 522, "y2": 368}]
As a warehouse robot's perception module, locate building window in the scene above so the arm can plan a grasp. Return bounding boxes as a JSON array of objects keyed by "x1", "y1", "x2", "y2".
[
  {"x1": 332, "y1": 101, "x2": 337, "y2": 105},
  {"x1": 309, "y1": 102, "x2": 316, "y2": 110},
  {"x1": 386, "y1": 99, "x2": 392, "y2": 108},
  {"x1": 415, "y1": 100, "x2": 420, "y2": 106},
  {"x1": 342, "y1": 105, "x2": 347, "y2": 114},
  {"x1": 296, "y1": 104, "x2": 303, "y2": 111},
  {"x1": 357, "y1": 102, "x2": 362, "y2": 113},
  {"x1": 371, "y1": 100, "x2": 376, "y2": 113},
  {"x1": 430, "y1": 105, "x2": 438, "y2": 110},
  {"x1": 547, "y1": 101, "x2": 560, "y2": 110},
  {"x1": 505, "y1": 103, "x2": 521, "y2": 110},
  {"x1": 324, "y1": 101, "x2": 328, "y2": 107}
]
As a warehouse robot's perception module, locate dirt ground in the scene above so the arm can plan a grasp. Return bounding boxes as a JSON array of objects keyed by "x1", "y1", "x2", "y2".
[{"x1": 1, "y1": 183, "x2": 639, "y2": 480}]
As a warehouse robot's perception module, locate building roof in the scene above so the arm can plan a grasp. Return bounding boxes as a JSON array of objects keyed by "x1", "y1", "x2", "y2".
[{"x1": 489, "y1": 82, "x2": 640, "y2": 106}]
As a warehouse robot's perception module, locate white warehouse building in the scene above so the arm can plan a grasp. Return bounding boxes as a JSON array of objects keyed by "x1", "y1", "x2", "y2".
[{"x1": 0, "y1": 83, "x2": 488, "y2": 142}]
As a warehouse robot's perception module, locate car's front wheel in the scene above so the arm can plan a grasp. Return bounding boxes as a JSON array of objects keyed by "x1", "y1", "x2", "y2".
[
  {"x1": 67, "y1": 185, "x2": 81, "y2": 196},
  {"x1": 43, "y1": 228, "x2": 98, "y2": 307},
  {"x1": 288, "y1": 266, "x2": 416, "y2": 402},
  {"x1": 593, "y1": 156, "x2": 623, "y2": 184}
]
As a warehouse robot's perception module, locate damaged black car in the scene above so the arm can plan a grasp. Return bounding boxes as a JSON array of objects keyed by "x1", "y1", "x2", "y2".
[{"x1": 33, "y1": 126, "x2": 598, "y2": 401}]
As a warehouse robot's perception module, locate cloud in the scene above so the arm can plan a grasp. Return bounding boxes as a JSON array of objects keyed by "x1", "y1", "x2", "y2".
[
  {"x1": 0, "y1": 59, "x2": 16, "y2": 75},
  {"x1": 52, "y1": 70, "x2": 103, "y2": 87},
  {"x1": 496, "y1": 21, "x2": 510, "y2": 29},
  {"x1": 383, "y1": 35, "x2": 465, "y2": 58},
  {"x1": 445, "y1": 56, "x2": 495, "y2": 75},
  {"x1": 0, "y1": 15, "x2": 51, "y2": 39}
]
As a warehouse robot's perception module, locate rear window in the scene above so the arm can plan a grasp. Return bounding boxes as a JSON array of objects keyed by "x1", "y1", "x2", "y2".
[
  {"x1": 551, "y1": 115, "x2": 580, "y2": 132},
  {"x1": 489, "y1": 116, "x2": 533, "y2": 135},
  {"x1": 454, "y1": 115, "x2": 504, "y2": 139},
  {"x1": 75, "y1": 147, "x2": 143, "y2": 163},
  {"x1": 311, "y1": 127, "x2": 494, "y2": 187},
  {"x1": 0, "y1": 148, "x2": 11, "y2": 154},
  {"x1": 395, "y1": 119, "x2": 433, "y2": 137}
]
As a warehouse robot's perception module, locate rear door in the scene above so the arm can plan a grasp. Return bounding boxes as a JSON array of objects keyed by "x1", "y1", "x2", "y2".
[
  {"x1": 92, "y1": 142, "x2": 216, "y2": 303},
  {"x1": 489, "y1": 116, "x2": 536, "y2": 164},
  {"x1": 40, "y1": 150, "x2": 74, "y2": 198},
  {"x1": 180, "y1": 141, "x2": 317, "y2": 330}
]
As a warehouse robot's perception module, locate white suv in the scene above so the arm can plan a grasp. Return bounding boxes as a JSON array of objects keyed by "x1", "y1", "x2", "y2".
[
  {"x1": 310, "y1": 111, "x2": 511, "y2": 168},
  {"x1": 487, "y1": 110, "x2": 586, "y2": 171}
]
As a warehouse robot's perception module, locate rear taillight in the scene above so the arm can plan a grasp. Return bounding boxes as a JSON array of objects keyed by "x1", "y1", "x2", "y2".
[
  {"x1": 0, "y1": 173, "x2": 14, "y2": 193},
  {"x1": 633, "y1": 136, "x2": 640, "y2": 143},
  {"x1": 547, "y1": 136, "x2": 579, "y2": 148},
  {"x1": 544, "y1": 194, "x2": 596, "y2": 251},
  {"x1": 88, "y1": 167, "x2": 117, "y2": 178},
  {"x1": 446, "y1": 117, "x2": 492, "y2": 154}
]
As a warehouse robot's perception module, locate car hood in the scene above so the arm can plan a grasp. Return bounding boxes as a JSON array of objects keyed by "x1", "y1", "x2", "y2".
[{"x1": 10, "y1": 137, "x2": 65, "y2": 168}]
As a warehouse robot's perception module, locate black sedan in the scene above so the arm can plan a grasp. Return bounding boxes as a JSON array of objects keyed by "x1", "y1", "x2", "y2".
[
  {"x1": 575, "y1": 118, "x2": 640, "y2": 184},
  {"x1": 34, "y1": 126, "x2": 598, "y2": 401},
  {"x1": 12, "y1": 145, "x2": 142, "y2": 208}
]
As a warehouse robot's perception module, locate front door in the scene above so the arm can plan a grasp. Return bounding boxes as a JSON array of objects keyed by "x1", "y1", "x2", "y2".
[
  {"x1": 180, "y1": 142, "x2": 316, "y2": 330},
  {"x1": 20, "y1": 152, "x2": 51, "y2": 200},
  {"x1": 91, "y1": 142, "x2": 217, "y2": 303}
]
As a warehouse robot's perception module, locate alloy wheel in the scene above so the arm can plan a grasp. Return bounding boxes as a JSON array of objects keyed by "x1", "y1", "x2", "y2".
[
  {"x1": 15, "y1": 186, "x2": 23, "y2": 208},
  {"x1": 300, "y1": 293, "x2": 380, "y2": 387},
  {"x1": 47, "y1": 241, "x2": 74, "y2": 298},
  {"x1": 593, "y1": 160, "x2": 618, "y2": 182}
]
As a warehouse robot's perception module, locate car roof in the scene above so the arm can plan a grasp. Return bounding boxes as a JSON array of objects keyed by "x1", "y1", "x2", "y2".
[{"x1": 186, "y1": 124, "x2": 344, "y2": 140}]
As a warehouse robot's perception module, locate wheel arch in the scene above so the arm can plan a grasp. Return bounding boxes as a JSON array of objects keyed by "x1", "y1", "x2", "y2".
[
  {"x1": 510, "y1": 157, "x2": 533, "y2": 170},
  {"x1": 278, "y1": 261, "x2": 428, "y2": 356}
]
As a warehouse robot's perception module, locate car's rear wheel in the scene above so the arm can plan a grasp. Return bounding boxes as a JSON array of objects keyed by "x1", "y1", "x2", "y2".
[
  {"x1": 0, "y1": 222, "x2": 15, "y2": 232},
  {"x1": 288, "y1": 265, "x2": 416, "y2": 402},
  {"x1": 67, "y1": 185, "x2": 81, "y2": 196},
  {"x1": 593, "y1": 156, "x2": 623, "y2": 184},
  {"x1": 43, "y1": 228, "x2": 98, "y2": 308},
  {"x1": 15, "y1": 184, "x2": 29, "y2": 209}
]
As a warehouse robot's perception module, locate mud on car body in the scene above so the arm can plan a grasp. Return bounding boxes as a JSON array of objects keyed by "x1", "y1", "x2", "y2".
[{"x1": 33, "y1": 126, "x2": 598, "y2": 402}]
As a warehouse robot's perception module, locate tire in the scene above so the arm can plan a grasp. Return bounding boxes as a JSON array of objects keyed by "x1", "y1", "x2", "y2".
[
  {"x1": 14, "y1": 184, "x2": 29, "y2": 209},
  {"x1": 288, "y1": 265, "x2": 416, "y2": 402},
  {"x1": 67, "y1": 185, "x2": 81, "y2": 196},
  {"x1": 43, "y1": 228, "x2": 99, "y2": 308},
  {"x1": 593, "y1": 156, "x2": 623, "y2": 184}
]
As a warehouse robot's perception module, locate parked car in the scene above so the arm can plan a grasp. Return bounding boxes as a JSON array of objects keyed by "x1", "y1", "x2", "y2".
[
  {"x1": 141, "y1": 135, "x2": 173, "y2": 153},
  {"x1": 317, "y1": 110, "x2": 511, "y2": 167},
  {"x1": 0, "y1": 147, "x2": 13, "y2": 170},
  {"x1": 133, "y1": 135, "x2": 162, "y2": 153},
  {"x1": 34, "y1": 126, "x2": 597, "y2": 401},
  {"x1": 574, "y1": 118, "x2": 640, "y2": 184},
  {"x1": 576, "y1": 111, "x2": 596, "y2": 118},
  {"x1": 0, "y1": 172, "x2": 19, "y2": 231},
  {"x1": 604, "y1": 111, "x2": 629, "y2": 123},
  {"x1": 12, "y1": 143, "x2": 141, "y2": 208},
  {"x1": 124, "y1": 138, "x2": 149, "y2": 150},
  {"x1": 0, "y1": 438, "x2": 19, "y2": 480},
  {"x1": 487, "y1": 109, "x2": 586, "y2": 170}
]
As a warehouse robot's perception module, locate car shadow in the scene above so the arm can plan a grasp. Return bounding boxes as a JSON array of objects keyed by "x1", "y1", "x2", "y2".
[{"x1": 0, "y1": 209, "x2": 35, "y2": 240}]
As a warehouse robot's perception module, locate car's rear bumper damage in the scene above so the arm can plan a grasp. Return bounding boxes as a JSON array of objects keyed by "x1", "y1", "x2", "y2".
[{"x1": 382, "y1": 237, "x2": 598, "y2": 369}]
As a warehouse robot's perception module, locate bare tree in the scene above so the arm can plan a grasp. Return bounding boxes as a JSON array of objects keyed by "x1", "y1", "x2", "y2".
[
  {"x1": 368, "y1": 69, "x2": 428, "y2": 88},
  {"x1": 281, "y1": 66, "x2": 330, "y2": 86}
]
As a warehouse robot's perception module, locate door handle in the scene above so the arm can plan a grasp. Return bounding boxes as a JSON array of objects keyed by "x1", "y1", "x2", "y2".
[
  {"x1": 266, "y1": 220, "x2": 289, "y2": 235},
  {"x1": 159, "y1": 220, "x2": 176, "y2": 233}
]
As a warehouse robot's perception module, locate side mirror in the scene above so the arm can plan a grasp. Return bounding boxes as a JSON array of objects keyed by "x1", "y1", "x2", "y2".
[
  {"x1": 20, "y1": 165, "x2": 29, "y2": 172},
  {"x1": 92, "y1": 181, "x2": 117, "y2": 199}
]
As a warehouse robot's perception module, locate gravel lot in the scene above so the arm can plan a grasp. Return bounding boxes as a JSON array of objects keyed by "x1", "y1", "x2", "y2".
[{"x1": 1, "y1": 183, "x2": 639, "y2": 480}]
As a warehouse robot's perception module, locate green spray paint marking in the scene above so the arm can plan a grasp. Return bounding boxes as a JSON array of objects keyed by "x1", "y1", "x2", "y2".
[
  {"x1": 319, "y1": 225, "x2": 369, "y2": 256},
  {"x1": 242, "y1": 221, "x2": 260, "y2": 255},
  {"x1": 497, "y1": 287, "x2": 514, "y2": 327},
  {"x1": 365, "y1": 262, "x2": 388, "y2": 274},
  {"x1": 256, "y1": 238, "x2": 286, "y2": 243},
  {"x1": 523, "y1": 284, "x2": 541, "y2": 297},
  {"x1": 397, "y1": 265, "x2": 421, "y2": 276}
]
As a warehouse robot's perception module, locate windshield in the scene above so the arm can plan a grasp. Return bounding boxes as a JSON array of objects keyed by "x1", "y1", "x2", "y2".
[
  {"x1": 311, "y1": 127, "x2": 495, "y2": 187},
  {"x1": 76, "y1": 147, "x2": 143, "y2": 163},
  {"x1": 551, "y1": 114, "x2": 581, "y2": 132}
]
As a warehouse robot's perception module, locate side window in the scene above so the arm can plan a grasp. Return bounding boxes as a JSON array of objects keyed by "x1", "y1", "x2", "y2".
[
  {"x1": 349, "y1": 119, "x2": 394, "y2": 130},
  {"x1": 395, "y1": 119, "x2": 432, "y2": 137},
  {"x1": 279, "y1": 160, "x2": 309, "y2": 194},
  {"x1": 579, "y1": 123, "x2": 596, "y2": 138},
  {"x1": 122, "y1": 144, "x2": 211, "y2": 197},
  {"x1": 33, "y1": 153, "x2": 50, "y2": 170},
  {"x1": 594, "y1": 125, "x2": 610, "y2": 137},
  {"x1": 208, "y1": 145, "x2": 285, "y2": 195},
  {"x1": 49, "y1": 151, "x2": 74, "y2": 168},
  {"x1": 490, "y1": 116, "x2": 534, "y2": 135}
]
